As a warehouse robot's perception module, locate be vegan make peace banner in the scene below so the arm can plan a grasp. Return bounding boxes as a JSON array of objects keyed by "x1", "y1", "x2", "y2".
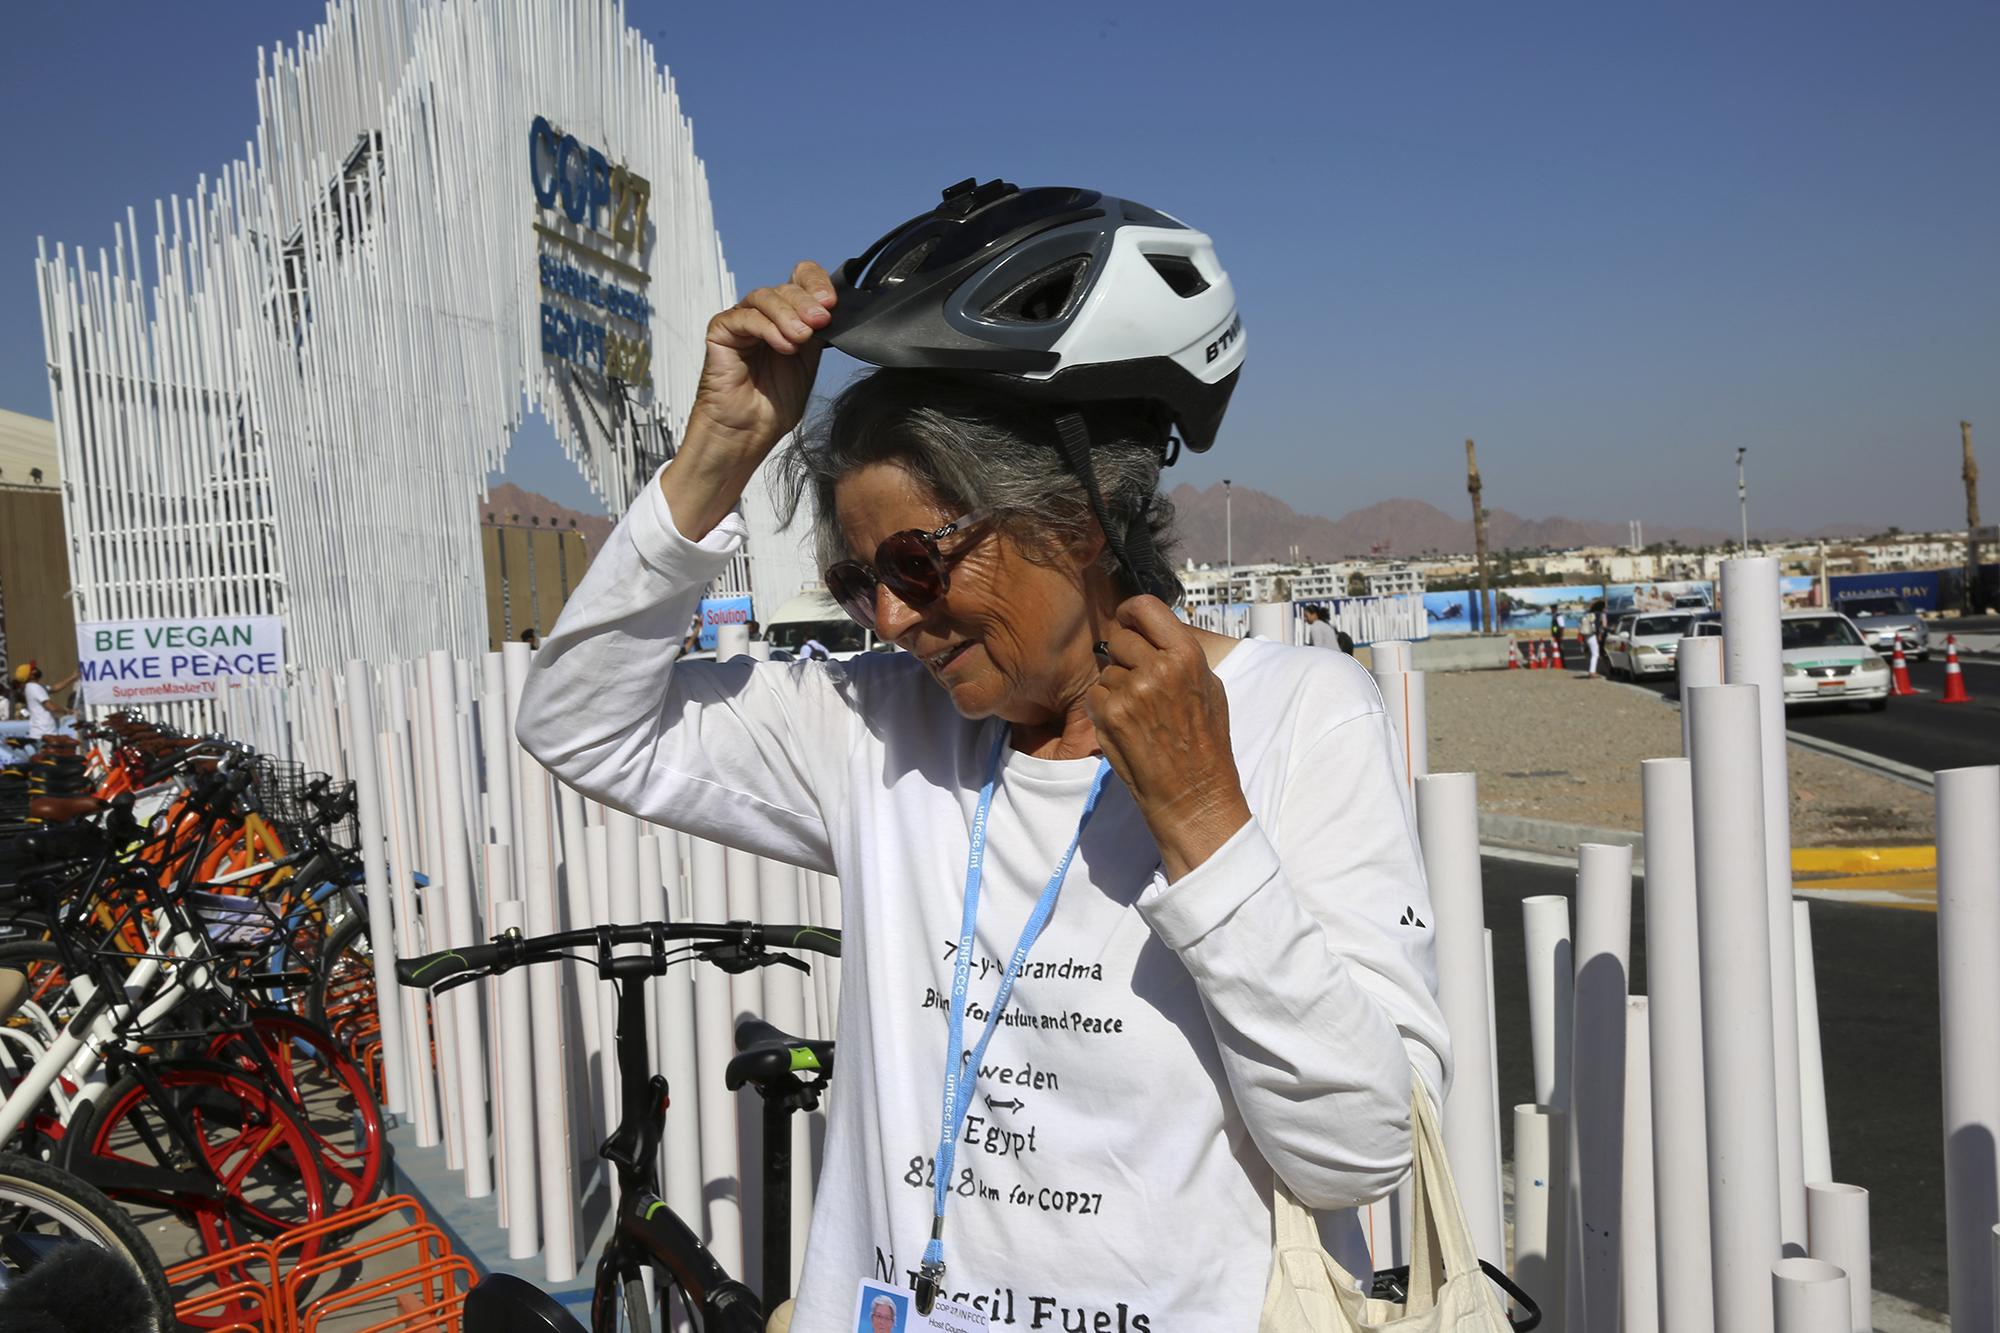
[{"x1": 75, "y1": 615, "x2": 285, "y2": 704}]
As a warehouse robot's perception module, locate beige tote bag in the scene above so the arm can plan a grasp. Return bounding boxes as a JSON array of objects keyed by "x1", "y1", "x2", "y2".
[{"x1": 1260, "y1": 1072, "x2": 1515, "y2": 1332}]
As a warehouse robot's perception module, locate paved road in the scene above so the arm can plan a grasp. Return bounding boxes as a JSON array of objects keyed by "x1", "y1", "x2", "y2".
[
  {"x1": 1537, "y1": 637, "x2": 2000, "y2": 776},
  {"x1": 1485, "y1": 856, "x2": 1945, "y2": 1313}
]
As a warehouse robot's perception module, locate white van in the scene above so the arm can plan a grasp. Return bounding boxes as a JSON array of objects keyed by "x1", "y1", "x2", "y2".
[{"x1": 762, "y1": 589, "x2": 886, "y2": 661}]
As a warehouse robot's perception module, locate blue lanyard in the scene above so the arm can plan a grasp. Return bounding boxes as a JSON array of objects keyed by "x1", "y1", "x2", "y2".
[{"x1": 916, "y1": 725, "x2": 1112, "y2": 1312}]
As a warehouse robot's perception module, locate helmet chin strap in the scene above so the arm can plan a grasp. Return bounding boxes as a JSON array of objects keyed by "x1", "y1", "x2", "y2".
[{"x1": 1051, "y1": 411, "x2": 1176, "y2": 605}]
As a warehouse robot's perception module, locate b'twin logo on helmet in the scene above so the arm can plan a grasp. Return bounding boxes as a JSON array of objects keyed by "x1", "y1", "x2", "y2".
[{"x1": 1204, "y1": 313, "x2": 1243, "y2": 364}]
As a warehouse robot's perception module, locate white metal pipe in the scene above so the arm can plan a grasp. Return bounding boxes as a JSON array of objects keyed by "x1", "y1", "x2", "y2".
[
  {"x1": 429, "y1": 650, "x2": 491, "y2": 1198},
  {"x1": 585, "y1": 827, "x2": 619, "y2": 1166},
  {"x1": 689, "y1": 836, "x2": 744, "y2": 1274},
  {"x1": 723, "y1": 846, "x2": 766, "y2": 1018},
  {"x1": 379, "y1": 725, "x2": 439, "y2": 1148},
  {"x1": 637, "y1": 836, "x2": 668, "y2": 1081},
  {"x1": 1793, "y1": 900, "x2": 1831, "y2": 1186},
  {"x1": 1247, "y1": 602, "x2": 1292, "y2": 643},
  {"x1": 1805, "y1": 1183, "x2": 1871, "y2": 1333},
  {"x1": 1522, "y1": 896, "x2": 1574, "y2": 1111},
  {"x1": 1484, "y1": 928, "x2": 1501, "y2": 1237},
  {"x1": 659, "y1": 837, "x2": 704, "y2": 1238},
  {"x1": 1771, "y1": 1257, "x2": 1849, "y2": 1333},
  {"x1": 1639, "y1": 757, "x2": 1714, "y2": 1333},
  {"x1": 1372, "y1": 668, "x2": 1428, "y2": 789},
  {"x1": 342, "y1": 659, "x2": 408, "y2": 1115},
  {"x1": 1372, "y1": 639, "x2": 1413, "y2": 671},
  {"x1": 1414, "y1": 772, "x2": 1503, "y2": 1268},
  {"x1": 715, "y1": 622, "x2": 750, "y2": 660},
  {"x1": 1621, "y1": 997, "x2": 1658, "y2": 1333},
  {"x1": 1689, "y1": 682, "x2": 1783, "y2": 1333},
  {"x1": 1938, "y1": 764, "x2": 2000, "y2": 1329},
  {"x1": 1720, "y1": 557, "x2": 1805, "y2": 1250},
  {"x1": 418, "y1": 654, "x2": 471, "y2": 1177},
  {"x1": 515, "y1": 727, "x2": 578, "y2": 1282},
  {"x1": 1565, "y1": 842, "x2": 1632, "y2": 1333},
  {"x1": 492, "y1": 890, "x2": 539, "y2": 1261},
  {"x1": 1511, "y1": 1104, "x2": 1566, "y2": 1333},
  {"x1": 1675, "y1": 634, "x2": 1724, "y2": 759}
]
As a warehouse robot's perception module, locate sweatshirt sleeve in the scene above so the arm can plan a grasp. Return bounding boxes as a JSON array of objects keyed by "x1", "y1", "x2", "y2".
[
  {"x1": 1134, "y1": 709, "x2": 1451, "y2": 1210},
  {"x1": 514, "y1": 475, "x2": 855, "y2": 873}
]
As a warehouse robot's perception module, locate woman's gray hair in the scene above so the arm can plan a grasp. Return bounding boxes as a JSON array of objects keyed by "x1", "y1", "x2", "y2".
[{"x1": 774, "y1": 369, "x2": 1185, "y2": 605}]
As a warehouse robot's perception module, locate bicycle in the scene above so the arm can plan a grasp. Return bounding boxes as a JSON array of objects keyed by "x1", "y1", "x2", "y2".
[
  {"x1": 399, "y1": 917, "x2": 840, "y2": 1333},
  {"x1": 0, "y1": 1148, "x2": 173, "y2": 1318}
]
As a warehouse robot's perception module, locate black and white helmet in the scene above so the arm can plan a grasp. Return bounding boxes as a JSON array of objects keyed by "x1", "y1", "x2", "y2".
[{"x1": 824, "y1": 179, "x2": 1245, "y2": 455}]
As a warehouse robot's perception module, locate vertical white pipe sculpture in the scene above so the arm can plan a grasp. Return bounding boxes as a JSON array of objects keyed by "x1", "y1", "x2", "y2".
[
  {"x1": 1805, "y1": 1183, "x2": 1871, "y2": 1333},
  {"x1": 1372, "y1": 668, "x2": 1429, "y2": 789},
  {"x1": 342, "y1": 659, "x2": 409, "y2": 1115},
  {"x1": 690, "y1": 836, "x2": 745, "y2": 1274},
  {"x1": 556, "y1": 780, "x2": 603, "y2": 1070},
  {"x1": 1675, "y1": 635, "x2": 1724, "y2": 759},
  {"x1": 660, "y1": 836, "x2": 704, "y2": 1236},
  {"x1": 1639, "y1": 757, "x2": 1714, "y2": 1333},
  {"x1": 1771, "y1": 1258, "x2": 1849, "y2": 1333},
  {"x1": 1414, "y1": 773, "x2": 1503, "y2": 1267},
  {"x1": 379, "y1": 728, "x2": 439, "y2": 1148},
  {"x1": 1372, "y1": 639, "x2": 1414, "y2": 671},
  {"x1": 1511, "y1": 1104, "x2": 1566, "y2": 1332},
  {"x1": 757, "y1": 858, "x2": 807, "y2": 1037},
  {"x1": 429, "y1": 650, "x2": 492, "y2": 1198},
  {"x1": 1565, "y1": 842, "x2": 1632, "y2": 1333},
  {"x1": 715, "y1": 622, "x2": 751, "y2": 660},
  {"x1": 1247, "y1": 602, "x2": 1292, "y2": 643},
  {"x1": 1938, "y1": 764, "x2": 2000, "y2": 1329},
  {"x1": 637, "y1": 836, "x2": 668, "y2": 1079},
  {"x1": 1522, "y1": 896, "x2": 1574, "y2": 1111},
  {"x1": 481, "y1": 653, "x2": 514, "y2": 849},
  {"x1": 1689, "y1": 683, "x2": 1783, "y2": 1333},
  {"x1": 1792, "y1": 901, "x2": 1832, "y2": 1186},
  {"x1": 1720, "y1": 557, "x2": 1805, "y2": 1251},
  {"x1": 492, "y1": 888, "x2": 540, "y2": 1261},
  {"x1": 723, "y1": 847, "x2": 766, "y2": 1017},
  {"x1": 585, "y1": 828, "x2": 619, "y2": 1165},
  {"x1": 1484, "y1": 929, "x2": 1502, "y2": 1225},
  {"x1": 1621, "y1": 998, "x2": 1659, "y2": 1333},
  {"x1": 406, "y1": 661, "x2": 459, "y2": 1158}
]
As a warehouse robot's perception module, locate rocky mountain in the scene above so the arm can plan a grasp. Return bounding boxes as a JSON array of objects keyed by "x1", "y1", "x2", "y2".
[
  {"x1": 1163, "y1": 482, "x2": 1737, "y2": 563},
  {"x1": 482, "y1": 482, "x2": 616, "y2": 558}
]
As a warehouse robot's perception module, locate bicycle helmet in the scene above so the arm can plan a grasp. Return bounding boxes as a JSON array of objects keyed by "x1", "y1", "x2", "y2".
[
  {"x1": 825, "y1": 178, "x2": 1243, "y2": 454},
  {"x1": 824, "y1": 178, "x2": 1245, "y2": 602}
]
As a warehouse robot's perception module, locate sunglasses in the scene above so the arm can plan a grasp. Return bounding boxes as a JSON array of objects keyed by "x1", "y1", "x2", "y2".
[{"x1": 825, "y1": 510, "x2": 990, "y2": 631}]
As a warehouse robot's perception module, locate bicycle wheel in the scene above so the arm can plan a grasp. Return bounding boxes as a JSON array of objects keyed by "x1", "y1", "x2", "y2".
[
  {"x1": 206, "y1": 1008, "x2": 384, "y2": 1209},
  {"x1": 307, "y1": 911, "x2": 371, "y2": 1031},
  {"x1": 0, "y1": 1150, "x2": 173, "y2": 1320},
  {"x1": 60, "y1": 1058, "x2": 328, "y2": 1261}
]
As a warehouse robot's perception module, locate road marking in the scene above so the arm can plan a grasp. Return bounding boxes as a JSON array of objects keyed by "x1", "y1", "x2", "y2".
[
  {"x1": 1795, "y1": 870, "x2": 1936, "y2": 914},
  {"x1": 1792, "y1": 845, "x2": 1934, "y2": 875}
]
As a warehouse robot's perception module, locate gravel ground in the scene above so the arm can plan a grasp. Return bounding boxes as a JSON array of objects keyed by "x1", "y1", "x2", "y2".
[{"x1": 1426, "y1": 669, "x2": 1935, "y2": 846}]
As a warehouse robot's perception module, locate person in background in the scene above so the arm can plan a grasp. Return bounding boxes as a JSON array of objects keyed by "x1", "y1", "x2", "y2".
[
  {"x1": 1584, "y1": 600, "x2": 1607, "y2": 677},
  {"x1": 1300, "y1": 603, "x2": 1341, "y2": 650},
  {"x1": 747, "y1": 619, "x2": 762, "y2": 640},
  {"x1": 1336, "y1": 629, "x2": 1354, "y2": 655},
  {"x1": 1549, "y1": 607, "x2": 1566, "y2": 666},
  {"x1": 13, "y1": 662, "x2": 78, "y2": 742},
  {"x1": 520, "y1": 627, "x2": 542, "y2": 650}
]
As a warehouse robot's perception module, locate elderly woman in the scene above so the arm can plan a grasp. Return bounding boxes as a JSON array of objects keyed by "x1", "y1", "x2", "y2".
[{"x1": 518, "y1": 183, "x2": 1448, "y2": 1332}]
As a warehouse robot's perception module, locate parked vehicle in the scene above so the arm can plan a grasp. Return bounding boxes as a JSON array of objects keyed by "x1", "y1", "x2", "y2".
[{"x1": 762, "y1": 590, "x2": 883, "y2": 661}]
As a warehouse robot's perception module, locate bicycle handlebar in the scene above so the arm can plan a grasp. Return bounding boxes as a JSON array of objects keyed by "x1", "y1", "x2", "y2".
[{"x1": 395, "y1": 920, "x2": 841, "y2": 989}]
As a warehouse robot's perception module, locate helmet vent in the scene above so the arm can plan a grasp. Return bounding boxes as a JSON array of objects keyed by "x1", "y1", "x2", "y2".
[
  {"x1": 1144, "y1": 253, "x2": 1209, "y2": 298},
  {"x1": 981, "y1": 255, "x2": 1092, "y2": 324},
  {"x1": 869, "y1": 237, "x2": 939, "y2": 288}
]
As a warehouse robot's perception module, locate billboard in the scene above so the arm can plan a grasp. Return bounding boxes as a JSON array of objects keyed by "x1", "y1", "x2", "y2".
[
  {"x1": 1422, "y1": 590, "x2": 1482, "y2": 635},
  {"x1": 696, "y1": 595, "x2": 754, "y2": 651},
  {"x1": 1491, "y1": 584, "x2": 1605, "y2": 633},
  {"x1": 75, "y1": 615, "x2": 284, "y2": 705},
  {"x1": 1605, "y1": 581, "x2": 1713, "y2": 615},
  {"x1": 1828, "y1": 570, "x2": 1944, "y2": 613}
]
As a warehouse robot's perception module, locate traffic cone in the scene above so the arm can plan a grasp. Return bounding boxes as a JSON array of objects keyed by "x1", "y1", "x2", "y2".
[
  {"x1": 1940, "y1": 635, "x2": 1972, "y2": 704},
  {"x1": 1889, "y1": 637, "x2": 1918, "y2": 697},
  {"x1": 1507, "y1": 638, "x2": 1521, "y2": 670}
]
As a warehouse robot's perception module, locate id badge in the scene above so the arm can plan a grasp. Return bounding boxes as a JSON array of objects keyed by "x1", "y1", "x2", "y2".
[{"x1": 853, "y1": 1278, "x2": 990, "y2": 1333}]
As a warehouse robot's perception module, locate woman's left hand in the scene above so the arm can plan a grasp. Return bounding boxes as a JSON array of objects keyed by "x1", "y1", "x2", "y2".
[{"x1": 1086, "y1": 596, "x2": 1253, "y2": 881}]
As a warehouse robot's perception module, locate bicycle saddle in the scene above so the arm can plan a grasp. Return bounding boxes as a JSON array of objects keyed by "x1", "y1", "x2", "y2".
[
  {"x1": 726, "y1": 1018, "x2": 835, "y2": 1093},
  {"x1": 27, "y1": 795, "x2": 105, "y2": 823},
  {"x1": 463, "y1": 1274, "x2": 586, "y2": 1333}
]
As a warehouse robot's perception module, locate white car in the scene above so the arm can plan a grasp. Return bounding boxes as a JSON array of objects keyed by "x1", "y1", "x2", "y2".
[
  {"x1": 1780, "y1": 611, "x2": 1891, "y2": 710},
  {"x1": 1607, "y1": 611, "x2": 1699, "y2": 679}
]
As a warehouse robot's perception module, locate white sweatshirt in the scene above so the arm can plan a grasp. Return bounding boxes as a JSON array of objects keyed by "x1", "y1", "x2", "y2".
[{"x1": 517, "y1": 478, "x2": 1451, "y2": 1332}]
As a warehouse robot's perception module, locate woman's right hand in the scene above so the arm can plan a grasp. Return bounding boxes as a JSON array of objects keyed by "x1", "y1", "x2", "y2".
[{"x1": 688, "y1": 260, "x2": 838, "y2": 456}]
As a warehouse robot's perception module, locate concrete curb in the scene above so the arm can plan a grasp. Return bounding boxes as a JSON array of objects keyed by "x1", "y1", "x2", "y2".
[{"x1": 1478, "y1": 812, "x2": 1644, "y2": 865}]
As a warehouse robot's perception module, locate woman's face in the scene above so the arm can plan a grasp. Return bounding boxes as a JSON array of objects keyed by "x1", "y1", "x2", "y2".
[{"x1": 833, "y1": 461, "x2": 1098, "y2": 726}]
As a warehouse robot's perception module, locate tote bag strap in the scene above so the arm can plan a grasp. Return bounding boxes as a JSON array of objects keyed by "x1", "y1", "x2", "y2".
[{"x1": 1402, "y1": 1068, "x2": 1486, "y2": 1312}]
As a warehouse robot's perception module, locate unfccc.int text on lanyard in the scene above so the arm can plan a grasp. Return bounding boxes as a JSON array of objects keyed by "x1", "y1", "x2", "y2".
[{"x1": 915, "y1": 725, "x2": 1112, "y2": 1315}]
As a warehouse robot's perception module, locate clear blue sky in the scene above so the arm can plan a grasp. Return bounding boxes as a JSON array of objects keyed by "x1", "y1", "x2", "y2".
[{"x1": 4, "y1": 1, "x2": 1995, "y2": 533}]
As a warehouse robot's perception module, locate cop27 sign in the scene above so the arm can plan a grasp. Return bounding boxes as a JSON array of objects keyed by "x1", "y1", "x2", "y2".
[{"x1": 75, "y1": 616, "x2": 284, "y2": 704}]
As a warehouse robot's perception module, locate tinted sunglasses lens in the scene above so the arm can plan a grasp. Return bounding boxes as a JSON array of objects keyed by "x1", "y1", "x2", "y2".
[
  {"x1": 877, "y1": 532, "x2": 948, "y2": 606},
  {"x1": 825, "y1": 563, "x2": 878, "y2": 629}
]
